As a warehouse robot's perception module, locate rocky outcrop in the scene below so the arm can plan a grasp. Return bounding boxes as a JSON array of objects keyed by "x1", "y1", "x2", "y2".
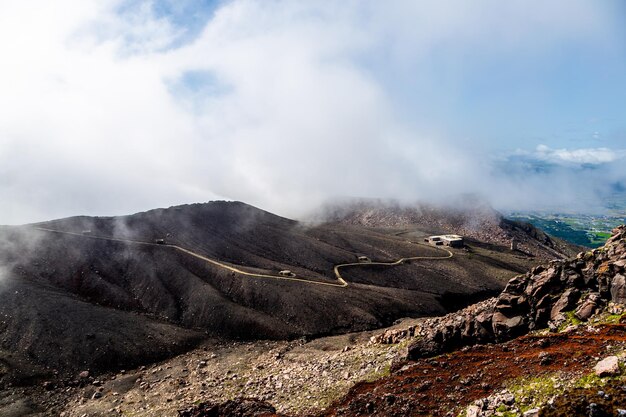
[
  {"x1": 492, "y1": 225, "x2": 626, "y2": 338},
  {"x1": 408, "y1": 226, "x2": 626, "y2": 360},
  {"x1": 405, "y1": 298, "x2": 497, "y2": 359}
]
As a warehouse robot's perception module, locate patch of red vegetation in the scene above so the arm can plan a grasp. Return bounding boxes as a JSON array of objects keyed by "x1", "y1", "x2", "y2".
[{"x1": 318, "y1": 324, "x2": 626, "y2": 417}]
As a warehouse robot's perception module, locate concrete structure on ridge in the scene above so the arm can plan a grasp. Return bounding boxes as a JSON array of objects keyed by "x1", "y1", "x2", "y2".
[{"x1": 424, "y1": 234, "x2": 464, "y2": 248}]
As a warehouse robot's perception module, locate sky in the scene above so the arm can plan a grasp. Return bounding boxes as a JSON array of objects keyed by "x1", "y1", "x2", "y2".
[{"x1": 0, "y1": 0, "x2": 625, "y2": 224}]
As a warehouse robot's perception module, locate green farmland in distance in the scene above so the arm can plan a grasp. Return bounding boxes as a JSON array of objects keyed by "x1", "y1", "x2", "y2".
[
  {"x1": 507, "y1": 193, "x2": 626, "y2": 248},
  {"x1": 507, "y1": 212, "x2": 625, "y2": 248}
]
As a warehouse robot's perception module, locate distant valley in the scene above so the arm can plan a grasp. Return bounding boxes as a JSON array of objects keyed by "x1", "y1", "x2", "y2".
[{"x1": 507, "y1": 192, "x2": 626, "y2": 248}]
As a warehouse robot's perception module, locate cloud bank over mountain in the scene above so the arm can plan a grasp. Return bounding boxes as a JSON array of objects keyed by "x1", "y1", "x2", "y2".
[{"x1": 0, "y1": 0, "x2": 624, "y2": 224}]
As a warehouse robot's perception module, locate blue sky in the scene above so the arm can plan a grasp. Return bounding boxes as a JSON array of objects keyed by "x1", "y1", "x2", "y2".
[
  {"x1": 360, "y1": 1, "x2": 626, "y2": 152},
  {"x1": 117, "y1": 0, "x2": 223, "y2": 48},
  {"x1": 0, "y1": 0, "x2": 624, "y2": 223}
]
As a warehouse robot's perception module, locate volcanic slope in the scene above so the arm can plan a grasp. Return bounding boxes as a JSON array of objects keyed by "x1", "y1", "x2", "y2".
[
  {"x1": 0, "y1": 201, "x2": 570, "y2": 385},
  {"x1": 320, "y1": 197, "x2": 581, "y2": 260}
]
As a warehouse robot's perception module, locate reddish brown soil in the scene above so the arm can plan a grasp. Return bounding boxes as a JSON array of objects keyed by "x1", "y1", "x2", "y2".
[{"x1": 320, "y1": 324, "x2": 626, "y2": 417}]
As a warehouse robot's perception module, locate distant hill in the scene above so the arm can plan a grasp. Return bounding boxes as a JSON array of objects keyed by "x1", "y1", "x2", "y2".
[
  {"x1": 318, "y1": 197, "x2": 581, "y2": 259},
  {"x1": 0, "y1": 201, "x2": 578, "y2": 386}
]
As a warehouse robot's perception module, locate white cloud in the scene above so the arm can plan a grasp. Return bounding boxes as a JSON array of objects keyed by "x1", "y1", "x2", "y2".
[
  {"x1": 534, "y1": 145, "x2": 626, "y2": 165},
  {"x1": 0, "y1": 0, "x2": 622, "y2": 224}
]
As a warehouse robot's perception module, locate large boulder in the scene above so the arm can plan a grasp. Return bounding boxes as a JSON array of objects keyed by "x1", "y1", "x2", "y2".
[
  {"x1": 492, "y1": 312, "x2": 527, "y2": 340},
  {"x1": 611, "y1": 273, "x2": 626, "y2": 305},
  {"x1": 524, "y1": 267, "x2": 560, "y2": 300},
  {"x1": 575, "y1": 292, "x2": 601, "y2": 321},
  {"x1": 594, "y1": 356, "x2": 620, "y2": 377},
  {"x1": 550, "y1": 288, "x2": 580, "y2": 321}
]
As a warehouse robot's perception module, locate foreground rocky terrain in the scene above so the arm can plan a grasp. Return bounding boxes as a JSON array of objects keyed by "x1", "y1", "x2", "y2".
[
  {"x1": 0, "y1": 226, "x2": 619, "y2": 416},
  {"x1": 10, "y1": 304, "x2": 626, "y2": 416},
  {"x1": 14, "y1": 327, "x2": 405, "y2": 416}
]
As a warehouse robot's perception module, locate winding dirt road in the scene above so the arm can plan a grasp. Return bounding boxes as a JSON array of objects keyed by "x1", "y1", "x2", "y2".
[{"x1": 34, "y1": 227, "x2": 453, "y2": 288}]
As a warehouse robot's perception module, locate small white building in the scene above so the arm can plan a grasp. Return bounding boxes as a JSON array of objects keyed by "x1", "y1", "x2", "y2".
[{"x1": 425, "y1": 234, "x2": 464, "y2": 248}]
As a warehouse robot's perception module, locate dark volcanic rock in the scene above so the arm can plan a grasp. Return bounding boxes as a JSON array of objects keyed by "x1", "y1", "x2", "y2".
[
  {"x1": 407, "y1": 298, "x2": 498, "y2": 360},
  {"x1": 550, "y1": 288, "x2": 580, "y2": 321},
  {"x1": 575, "y1": 293, "x2": 601, "y2": 321},
  {"x1": 178, "y1": 398, "x2": 279, "y2": 417}
]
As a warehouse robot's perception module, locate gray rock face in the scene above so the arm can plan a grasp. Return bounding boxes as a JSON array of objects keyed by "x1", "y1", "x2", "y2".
[
  {"x1": 492, "y1": 312, "x2": 526, "y2": 340},
  {"x1": 611, "y1": 274, "x2": 626, "y2": 304},
  {"x1": 407, "y1": 225, "x2": 626, "y2": 360},
  {"x1": 575, "y1": 293, "x2": 600, "y2": 321},
  {"x1": 550, "y1": 288, "x2": 580, "y2": 321}
]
